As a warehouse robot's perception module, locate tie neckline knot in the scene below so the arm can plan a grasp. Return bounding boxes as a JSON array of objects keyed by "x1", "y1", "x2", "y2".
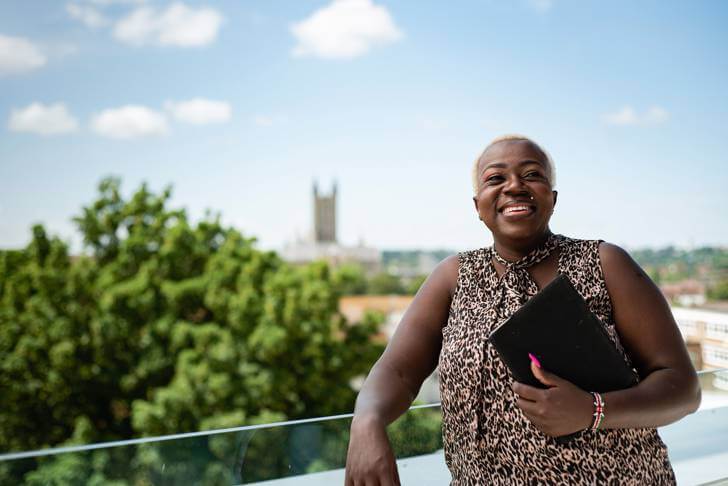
[{"x1": 491, "y1": 233, "x2": 559, "y2": 272}]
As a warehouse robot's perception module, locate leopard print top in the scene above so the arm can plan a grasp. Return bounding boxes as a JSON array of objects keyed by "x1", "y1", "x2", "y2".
[{"x1": 438, "y1": 233, "x2": 676, "y2": 485}]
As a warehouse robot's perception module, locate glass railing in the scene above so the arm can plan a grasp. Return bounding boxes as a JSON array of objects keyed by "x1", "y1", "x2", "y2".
[
  {"x1": 1, "y1": 370, "x2": 726, "y2": 485},
  {"x1": 0, "y1": 404, "x2": 443, "y2": 485},
  {"x1": 663, "y1": 369, "x2": 728, "y2": 485}
]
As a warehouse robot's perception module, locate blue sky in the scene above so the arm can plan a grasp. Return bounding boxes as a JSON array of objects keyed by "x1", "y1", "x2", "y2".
[{"x1": 1, "y1": 0, "x2": 727, "y2": 254}]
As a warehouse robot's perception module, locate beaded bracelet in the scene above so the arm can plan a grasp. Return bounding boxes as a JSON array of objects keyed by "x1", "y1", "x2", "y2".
[{"x1": 590, "y1": 392, "x2": 605, "y2": 430}]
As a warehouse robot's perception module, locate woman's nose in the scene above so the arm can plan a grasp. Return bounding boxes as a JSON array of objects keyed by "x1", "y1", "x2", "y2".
[{"x1": 503, "y1": 175, "x2": 528, "y2": 194}]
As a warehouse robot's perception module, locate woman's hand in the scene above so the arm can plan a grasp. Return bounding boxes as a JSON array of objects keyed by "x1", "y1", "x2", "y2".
[
  {"x1": 512, "y1": 360, "x2": 594, "y2": 437},
  {"x1": 345, "y1": 414, "x2": 401, "y2": 486}
]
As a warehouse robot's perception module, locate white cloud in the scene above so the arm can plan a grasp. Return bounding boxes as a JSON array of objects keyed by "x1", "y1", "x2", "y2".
[
  {"x1": 45, "y1": 43, "x2": 80, "y2": 59},
  {"x1": 253, "y1": 115, "x2": 289, "y2": 127},
  {"x1": 604, "y1": 106, "x2": 638, "y2": 126},
  {"x1": 290, "y1": 0, "x2": 403, "y2": 59},
  {"x1": 67, "y1": 3, "x2": 109, "y2": 28},
  {"x1": 254, "y1": 115, "x2": 274, "y2": 127},
  {"x1": 91, "y1": 105, "x2": 168, "y2": 139},
  {"x1": 89, "y1": 0, "x2": 146, "y2": 5},
  {"x1": 113, "y1": 3, "x2": 223, "y2": 47},
  {"x1": 603, "y1": 105, "x2": 670, "y2": 126},
  {"x1": 165, "y1": 98, "x2": 232, "y2": 125},
  {"x1": 527, "y1": 0, "x2": 553, "y2": 13},
  {"x1": 0, "y1": 34, "x2": 47, "y2": 76},
  {"x1": 643, "y1": 106, "x2": 670, "y2": 124},
  {"x1": 8, "y1": 102, "x2": 79, "y2": 135}
]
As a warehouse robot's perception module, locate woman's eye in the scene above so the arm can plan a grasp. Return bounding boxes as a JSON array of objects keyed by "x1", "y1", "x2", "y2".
[
  {"x1": 525, "y1": 172, "x2": 542, "y2": 178},
  {"x1": 486, "y1": 175, "x2": 504, "y2": 183}
]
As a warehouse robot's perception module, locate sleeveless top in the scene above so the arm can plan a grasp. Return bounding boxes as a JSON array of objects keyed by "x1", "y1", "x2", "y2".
[{"x1": 438, "y1": 233, "x2": 676, "y2": 485}]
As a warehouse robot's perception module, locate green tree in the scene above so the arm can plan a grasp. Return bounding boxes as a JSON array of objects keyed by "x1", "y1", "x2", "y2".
[
  {"x1": 331, "y1": 263, "x2": 368, "y2": 295},
  {"x1": 367, "y1": 272, "x2": 405, "y2": 295},
  {"x1": 0, "y1": 177, "x2": 385, "y2": 483},
  {"x1": 707, "y1": 280, "x2": 728, "y2": 300},
  {"x1": 406, "y1": 275, "x2": 428, "y2": 295}
]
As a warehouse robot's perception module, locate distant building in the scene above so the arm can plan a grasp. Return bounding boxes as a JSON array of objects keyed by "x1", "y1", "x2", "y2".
[
  {"x1": 281, "y1": 182, "x2": 381, "y2": 274},
  {"x1": 673, "y1": 305, "x2": 728, "y2": 392},
  {"x1": 382, "y1": 250, "x2": 454, "y2": 286},
  {"x1": 661, "y1": 280, "x2": 707, "y2": 307},
  {"x1": 386, "y1": 252, "x2": 442, "y2": 279},
  {"x1": 339, "y1": 295, "x2": 414, "y2": 338},
  {"x1": 313, "y1": 182, "x2": 336, "y2": 243}
]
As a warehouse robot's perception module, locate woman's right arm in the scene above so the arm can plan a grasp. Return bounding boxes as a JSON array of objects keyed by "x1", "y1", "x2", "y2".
[{"x1": 344, "y1": 255, "x2": 458, "y2": 486}]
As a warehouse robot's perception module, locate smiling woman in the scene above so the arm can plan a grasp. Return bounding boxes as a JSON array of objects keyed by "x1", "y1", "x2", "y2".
[{"x1": 345, "y1": 135, "x2": 700, "y2": 485}]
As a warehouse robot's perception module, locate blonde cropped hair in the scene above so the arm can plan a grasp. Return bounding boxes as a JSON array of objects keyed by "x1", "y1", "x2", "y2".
[{"x1": 471, "y1": 134, "x2": 556, "y2": 195}]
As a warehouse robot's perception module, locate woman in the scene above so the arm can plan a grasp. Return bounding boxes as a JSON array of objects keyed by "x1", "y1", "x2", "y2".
[{"x1": 344, "y1": 135, "x2": 701, "y2": 485}]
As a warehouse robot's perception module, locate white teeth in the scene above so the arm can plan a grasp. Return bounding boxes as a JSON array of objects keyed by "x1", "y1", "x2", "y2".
[{"x1": 504, "y1": 206, "x2": 531, "y2": 214}]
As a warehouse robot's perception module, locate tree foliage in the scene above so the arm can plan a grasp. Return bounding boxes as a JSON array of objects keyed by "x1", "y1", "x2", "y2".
[
  {"x1": 0, "y1": 177, "x2": 387, "y2": 483},
  {"x1": 367, "y1": 272, "x2": 406, "y2": 295},
  {"x1": 632, "y1": 246, "x2": 728, "y2": 285},
  {"x1": 708, "y1": 280, "x2": 728, "y2": 301},
  {"x1": 331, "y1": 263, "x2": 424, "y2": 296},
  {"x1": 331, "y1": 263, "x2": 368, "y2": 295}
]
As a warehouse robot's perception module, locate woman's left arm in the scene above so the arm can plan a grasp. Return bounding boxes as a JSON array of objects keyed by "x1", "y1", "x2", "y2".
[
  {"x1": 513, "y1": 242, "x2": 701, "y2": 436},
  {"x1": 596, "y1": 241, "x2": 701, "y2": 429}
]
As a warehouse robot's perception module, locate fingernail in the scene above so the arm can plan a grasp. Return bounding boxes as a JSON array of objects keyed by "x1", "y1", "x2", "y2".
[{"x1": 528, "y1": 352, "x2": 541, "y2": 369}]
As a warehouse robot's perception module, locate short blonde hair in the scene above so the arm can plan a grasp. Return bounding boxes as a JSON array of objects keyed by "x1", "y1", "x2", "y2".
[{"x1": 471, "y1": 134, "x2": 556, "y2": 195}]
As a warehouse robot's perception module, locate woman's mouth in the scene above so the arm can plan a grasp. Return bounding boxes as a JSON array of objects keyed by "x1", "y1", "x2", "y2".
[{"x1": 500, "y1": 205, "x2": 535, "y2": 219}]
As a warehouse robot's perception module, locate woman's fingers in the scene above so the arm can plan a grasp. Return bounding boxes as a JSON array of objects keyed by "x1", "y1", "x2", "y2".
[
  {"x1": 531, "y1": 361, "x2": 571, "y2": 387},
  {"x1": 345, "y1": 417, "x2": 401, "y2": 485},
  {"x1": 372, "y1": 460, "x2": 399, "y2": 486},
  {"x1": 511, "y1": 381, "x2": 544, "y2": 401},
  {"x1": 350, "y1": 461, "x2": 396, "y2": 486},
  {"x1": 516, "y1": 396, "x2": 542, "y2": 416},
  {"x1": 345, "y1": 420, "x2": 400, "y2": 486},
  {"x1": 370, "y1": 467, "x2": 399, "y2": 486},
  {"x1": 368, "y1": 458, "x2": 399, "y2": 486}
]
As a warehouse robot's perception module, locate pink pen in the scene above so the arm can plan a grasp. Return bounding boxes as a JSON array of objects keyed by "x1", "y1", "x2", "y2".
[{"x1": 528, "y1": 352, "x2": 541, "y2": 369}]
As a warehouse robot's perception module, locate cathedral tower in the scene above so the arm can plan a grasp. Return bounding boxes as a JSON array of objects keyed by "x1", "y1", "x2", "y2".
[{"x1": 313, "y1": 181, "x2": 337, "y2": 243}]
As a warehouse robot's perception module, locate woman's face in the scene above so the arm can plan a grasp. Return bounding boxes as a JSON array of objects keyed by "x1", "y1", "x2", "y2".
[{"x1": 473, "y1": 140, "x2": 558, "y2": 243}]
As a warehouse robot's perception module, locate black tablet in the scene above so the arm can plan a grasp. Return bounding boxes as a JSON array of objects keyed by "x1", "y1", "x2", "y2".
[{"x1": 487, "y1": 273, "x2": 638, "y2": 392}]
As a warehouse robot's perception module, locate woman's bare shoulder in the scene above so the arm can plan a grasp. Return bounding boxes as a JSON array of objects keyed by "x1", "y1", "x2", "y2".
[
  {"x1": 429, "y1": 254, "x2": 459, "y2": 298},
  {"x1": 402, "y1": 254, "x2": 458, "y2": 328},
  {"x1": 597, "y1": 241, "x2": 649, "y2": 284}
]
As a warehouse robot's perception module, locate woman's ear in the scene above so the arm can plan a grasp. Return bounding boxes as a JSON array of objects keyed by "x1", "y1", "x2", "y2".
[{"x1": 552, "y1": 190, "x2": 558, "y2": 208}]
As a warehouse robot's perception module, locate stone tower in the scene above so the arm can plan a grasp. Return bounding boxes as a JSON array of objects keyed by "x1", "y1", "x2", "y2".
[{"x1": 313, "y1": 181, "x2": 337, "y2": 243}]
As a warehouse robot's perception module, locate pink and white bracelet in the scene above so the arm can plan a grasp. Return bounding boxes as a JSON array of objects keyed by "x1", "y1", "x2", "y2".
[{"x1": 590, "y1": 392, "x2": 605, "y2": 430}]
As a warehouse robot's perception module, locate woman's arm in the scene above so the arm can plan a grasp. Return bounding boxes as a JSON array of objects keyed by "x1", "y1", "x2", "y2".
[
  {"x1": 345, "y1": 255, "x2": 458, "y2": 486},
  {"x1": 512, "y1": 242, "x2": 700, "y2": 436},
  {"x1": 596, "y1": 242, "x2": 701, "y2": 428}
]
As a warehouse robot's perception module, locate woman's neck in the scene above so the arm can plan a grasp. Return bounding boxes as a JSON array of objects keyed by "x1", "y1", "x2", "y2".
[{"x1": 493, "y1": 229, "x2": 553, "y2": 262}]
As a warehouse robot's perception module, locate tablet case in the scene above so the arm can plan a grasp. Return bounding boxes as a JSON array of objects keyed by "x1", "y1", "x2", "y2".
[{"x1": 487, "y1": 273, "x2": 638, "y2": 442}]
